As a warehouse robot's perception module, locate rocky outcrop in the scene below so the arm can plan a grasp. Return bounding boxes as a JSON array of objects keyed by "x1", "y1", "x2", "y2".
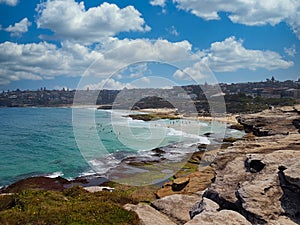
[
  {"x1": 124, "y1": 105, "x2": 300, "y2": 225},
  {"x1": 201, "y1": 106, "x2": 300, "y2": 224},
  {"x1": 237, "y1": 106, "x2": 300, "y2": 136}
]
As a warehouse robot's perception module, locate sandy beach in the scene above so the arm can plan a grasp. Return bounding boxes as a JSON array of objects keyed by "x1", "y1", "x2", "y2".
[{"x1": 137, "y1": 108, "x2": 239, "y2": 125}]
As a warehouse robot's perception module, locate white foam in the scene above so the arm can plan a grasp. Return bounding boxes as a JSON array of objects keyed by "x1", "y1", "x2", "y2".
[
  {"x1": 45, "y1": 171, "x2": 64, "y2": 178},
  {"x1": 89, "y1": 154, "x2": 121, "y2": 174},
  {"x1": 167, "y1": 128, "x2": 210, "y2": 145},
  {"x1": 79, "y1": 170, "x2": 97, "y2": 177}
]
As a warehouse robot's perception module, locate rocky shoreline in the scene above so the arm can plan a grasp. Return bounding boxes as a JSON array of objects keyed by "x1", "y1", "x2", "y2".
[
  {"x1": 1, "y1": 105, "x2": 300, "y2": 224},
  {"x1": 125, "y1": 105, "x2": 300, "y2": 225}
]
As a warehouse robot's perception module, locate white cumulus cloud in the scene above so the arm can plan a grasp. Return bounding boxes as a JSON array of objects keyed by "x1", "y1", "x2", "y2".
[
  {"x1": 173, "y1": 0, "x2": 300, "y2": 39},
  {"x1": 174, "y1": 36, "x2": 293, "y2": 80},
  {"x1": 150, "y1": 0, "x2": 166, "y2": 7},
  {"x1": 174, "y1": 61, "x2": 211, "y2": 80},
  {"x1": 36, "y1": 0, "x2": 150, "y2": 43},
  {"x1": 202, "y1": 36, "x2": 293, "y2": 72},
  {"x1": 5, "y1": 18, "x2": 31, "y2": 37},
  {"x1": 0, "y1": 0, "x2": 18, "y2": 6}
]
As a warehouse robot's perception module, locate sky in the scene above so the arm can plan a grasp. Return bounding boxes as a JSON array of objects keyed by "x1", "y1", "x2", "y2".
[{"x1": 0, "y1": 0, "x2": 299, "y2": 91}]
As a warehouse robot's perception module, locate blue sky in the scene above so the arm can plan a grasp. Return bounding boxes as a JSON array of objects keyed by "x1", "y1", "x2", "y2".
[{"x1": 0, "y1": 0, "x2": 299, "y2": 91}]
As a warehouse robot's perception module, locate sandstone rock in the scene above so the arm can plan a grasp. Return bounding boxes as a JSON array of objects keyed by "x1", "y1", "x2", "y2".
[
  {"x1": 172, "y1": 177, "x2": 189, "y2": 191},
  {"x1": 205, "y1": 136, "x2": 300, "y2": 224},
  {"x1": 152, "y1": 194, "x2": 200, "y2": 224},
  {"x1": 280, "y1": 106, "x2": 296, "y2": 113},
  {"x1": 293, "y1": 104, "x2": 300, "y2": 113},
  {"x1": 190, "y1": 151, "x2": 204, "y2": 163},
  {"x1": 156, "y1": 166, "x2": 215, "y2": 198},
  {"x1": 237, "y1": 176, "x2": 284, "y2": 221},
  {"x1": 269, "y1": 216, "x2": 299, "y2": 225},
  {"x1": 124, "y1": 203, "x2": 177, "y2": 225},
  {"x1": 189, "y1": 197, "x2": 219, "y2": 219},
  {"x1": 283, "y1": 161, "x2": 300, "y2": 188},
  {"x1": 184, "y1": 210, "x2": 251, "y2": 225},
  {"x1": 237, "y1": 107, "x2": 300, "y2": 136},
  {"x1": 157, "y1": 107, "x2": 300, "y2": 225},
  {"x1": 182, "y1": 170, "x2": 215, "y2": 194},
  {"x1": 156, "y1": 185, "x2": 173, "y2": 199}
]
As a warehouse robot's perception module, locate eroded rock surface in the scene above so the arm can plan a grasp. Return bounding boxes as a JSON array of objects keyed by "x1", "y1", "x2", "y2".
[
  {"x1": 203, "y1": 106, "x2": 300, "y2": 224},
  {"x1": 237, "y1": 106, "x2": 300, "y2": 136},
  {"x1": 126, "y1": 106, "x2": 300, "y2": 225}
]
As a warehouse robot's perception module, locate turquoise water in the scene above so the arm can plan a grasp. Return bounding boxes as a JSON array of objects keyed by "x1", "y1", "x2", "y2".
[
  {"x1": 0, "y1": 107, "x2": 243, "y2": 187},
  {"x1": 0, "y1": 107, "x2": 89, "y2": 187}
]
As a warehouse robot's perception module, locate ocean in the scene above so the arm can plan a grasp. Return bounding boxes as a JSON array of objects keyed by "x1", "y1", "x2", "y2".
[{"x1": 0, "y1": 107, "x2": 244, "y2": 187}]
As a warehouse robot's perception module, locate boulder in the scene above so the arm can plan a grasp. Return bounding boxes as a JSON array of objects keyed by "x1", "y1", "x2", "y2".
[
  {"x1": 152, "y1": 194, "x2": 200, "y2": 224},
  {"x1": 124, "y1": 203, "x2": 177, "y2": 225},
  {"x1": 184, "y1": 210, "x2": 251, "y2": 225},
  {"x1": 189, "y1": 197, "x2": 219, "y2": 219}
]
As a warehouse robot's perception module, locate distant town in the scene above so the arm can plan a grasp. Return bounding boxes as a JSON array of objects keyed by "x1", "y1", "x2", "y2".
[{"x1": 1, "y1": 77, "x2": 299, "y2": 114}]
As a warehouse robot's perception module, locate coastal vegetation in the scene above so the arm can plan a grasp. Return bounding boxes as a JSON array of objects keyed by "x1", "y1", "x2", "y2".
[
  {"x1": 0, "y1": 186, "x2": 140, "y2": 225},
  {"x1": 224, "y1": 93, "x2": 296, "y2": 113}
]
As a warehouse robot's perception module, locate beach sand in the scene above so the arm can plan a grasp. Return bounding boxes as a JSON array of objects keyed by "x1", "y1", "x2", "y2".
[{"x1": 137, "y1": 108, "x2": 239, "y2": 125}]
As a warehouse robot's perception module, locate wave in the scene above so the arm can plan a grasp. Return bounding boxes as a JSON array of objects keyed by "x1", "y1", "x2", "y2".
[
  {"x1": 88, "y1": 153, "x2": 122, "y2": 174},
  {"x1": 166, "y1": 128, "x2": 210, "y2": 145},
  {"x1": 78, "y1": 170, "x2": 98, "y2": 178}
]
